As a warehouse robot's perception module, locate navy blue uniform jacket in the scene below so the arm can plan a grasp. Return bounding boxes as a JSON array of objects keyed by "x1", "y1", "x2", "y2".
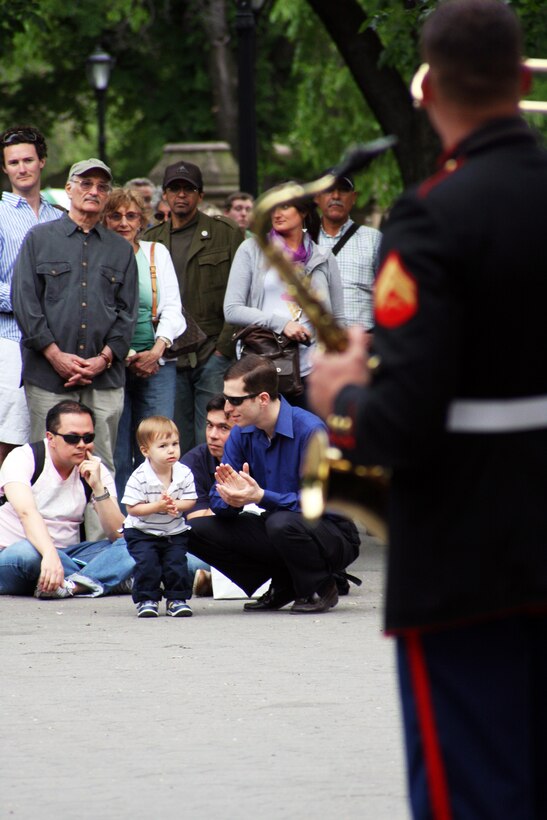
[{"x1": 333, "y1": 117, "x2": 547, "y2": 632}]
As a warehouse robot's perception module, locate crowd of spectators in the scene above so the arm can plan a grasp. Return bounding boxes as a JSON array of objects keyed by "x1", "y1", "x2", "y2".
[{"x1": 0, "y1": 126, "x2": 380, "y2": 614}]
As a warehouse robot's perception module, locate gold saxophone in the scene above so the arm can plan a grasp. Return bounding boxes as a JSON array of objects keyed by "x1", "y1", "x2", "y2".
[{"x1": 251, "y1": 139, "x2": 396, "y2": 542}]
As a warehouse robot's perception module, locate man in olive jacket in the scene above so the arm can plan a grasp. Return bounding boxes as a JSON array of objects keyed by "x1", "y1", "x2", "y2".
[{"x1": 143, "y1": 161, "x2": 243, "y2": 453}]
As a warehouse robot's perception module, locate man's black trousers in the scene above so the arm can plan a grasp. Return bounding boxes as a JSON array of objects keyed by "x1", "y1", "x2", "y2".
[{"x1": 189, "y1": 510, "x2": 360, "y2": 599}]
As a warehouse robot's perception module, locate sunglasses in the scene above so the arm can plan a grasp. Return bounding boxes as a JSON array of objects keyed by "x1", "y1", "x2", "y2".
[
  {"x1": 52, "y1": 432, "x2": 95, "y2": 445},
  {"x1": 1, "y1": 130, "x2": 39, "y2": 146},
  {"x1": 222, "y1": 392, "x2": 260, "y2": 407},
  {"x1": 107, "y1": 211, "x2": 142, "y2": 223},
  {"x1": 166, "y1": 182, "x2": 199, "y2": 194}
]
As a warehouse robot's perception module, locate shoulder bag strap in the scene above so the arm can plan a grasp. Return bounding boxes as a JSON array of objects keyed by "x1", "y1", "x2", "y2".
[
  {"x1": 149, "y1": 242, "x2": 158, "y2": 325},
  {"x1": 0, "y1": 440, "x2": 45, "y2": 507},
  {"x1": 331, "y1": 222, "x2": 360, "y2": 256},
  {"x1": 31, "y1": 439, "x2": 92, "y2": 500},
  {"x1": 30, "y1": 440, "x2": 46, "y2": 484}
]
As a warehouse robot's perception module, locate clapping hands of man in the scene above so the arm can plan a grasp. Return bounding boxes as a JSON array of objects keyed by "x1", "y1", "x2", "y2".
[{"x1": 214, "y1": 462, "x2": 264, "y2": 507}]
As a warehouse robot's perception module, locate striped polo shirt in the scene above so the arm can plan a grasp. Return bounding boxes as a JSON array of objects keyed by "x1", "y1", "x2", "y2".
[{"x1": 122, "y1": 458, "x2": 197, "y2": 537}]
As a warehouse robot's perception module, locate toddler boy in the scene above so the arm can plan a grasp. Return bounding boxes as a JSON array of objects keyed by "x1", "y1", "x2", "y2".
[{"x1": 122, "y1": 416, "x2": 197, "y2": 618}]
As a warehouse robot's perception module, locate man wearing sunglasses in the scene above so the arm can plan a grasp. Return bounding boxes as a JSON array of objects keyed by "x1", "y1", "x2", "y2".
[
  {"x1": 0, "y1": 400, "x2": 134, "y2": 598},
  {"x1": 314, "y1": 172, "x2": 381, "y2": 331},
  {"x1": 0, "y1": 126, "x2": 63, "y2": 466},
  {"x1": 143, "y1": 161, "x2": 243, "y2": 454},
  {"x1": 11, "y1": 158, "x2": 138, "y2": 518},
  {"x1": 189, "y1": 355, "x2": 360, "y2": 613}
]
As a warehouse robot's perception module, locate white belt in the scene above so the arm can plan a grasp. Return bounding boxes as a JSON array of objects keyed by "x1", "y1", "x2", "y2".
[{"x1": 446, "y1": 395, "x2": 547, "y2": 433}]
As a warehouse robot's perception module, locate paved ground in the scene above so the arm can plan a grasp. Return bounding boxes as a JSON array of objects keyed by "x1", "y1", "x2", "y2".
[{"x1": 0, "y1": 534, "x2": 409, "y2": 820}]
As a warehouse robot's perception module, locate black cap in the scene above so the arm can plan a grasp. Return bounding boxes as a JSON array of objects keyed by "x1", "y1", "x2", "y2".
[
  {"x1": 322, "y1": 168, "x2": 355, "y2": 191},
  {"x1": 163, "y1": 161, "x2": 203, "y2": 191}
]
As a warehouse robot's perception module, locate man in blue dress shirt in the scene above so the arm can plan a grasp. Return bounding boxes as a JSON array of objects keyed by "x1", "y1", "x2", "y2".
[
  {"x1": 0, "y1": 126, "x2": 62, "y2": 463},
  {"x1": 189, "y1": 354, "x2": 360, "y2": 613}
]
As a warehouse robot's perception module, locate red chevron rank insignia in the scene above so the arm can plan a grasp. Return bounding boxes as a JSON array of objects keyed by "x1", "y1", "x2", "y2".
[{"x1": 374, "y1": 252, "x2": 418, "y2": 328}]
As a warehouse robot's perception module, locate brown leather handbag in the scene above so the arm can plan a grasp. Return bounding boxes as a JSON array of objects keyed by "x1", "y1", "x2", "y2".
[{"x1": 232, "y1": 325, "x2": 308, "y2": 397}]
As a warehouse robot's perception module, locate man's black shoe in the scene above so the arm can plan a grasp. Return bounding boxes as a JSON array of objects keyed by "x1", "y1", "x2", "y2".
[
  {"x1": 290, "y1": 579, "x2": 339, "y2": 614},
  {"x1": 243, "y1": 586, "x2": 293, "y2": 612},
  {"x1": 336, "y1": 577, "x2": 350, "y2": 596}
]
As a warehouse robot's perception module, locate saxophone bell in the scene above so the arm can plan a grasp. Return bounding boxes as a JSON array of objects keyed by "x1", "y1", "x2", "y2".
[{"x1": 301, "y1": 429, "x2": 390, "y2": 543}]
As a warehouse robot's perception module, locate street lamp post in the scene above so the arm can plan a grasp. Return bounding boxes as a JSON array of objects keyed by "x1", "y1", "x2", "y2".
[
  {"x1": 235, "y1": 0, "x2": 264, "y2": 198},
  {"x1": 86, "y1": 48, "x2": 115, "y2": 164}
]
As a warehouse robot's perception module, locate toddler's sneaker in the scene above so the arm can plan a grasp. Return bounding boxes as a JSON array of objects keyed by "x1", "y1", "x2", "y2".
[
  {"x1": 34, "y1": 579, "x2": 76, "y2": 599},
  {"x1": 166, "y1": 599, "x2": 192, "y2": 618},
  {"x1": 136, "y1": 600, "x2": 159, "y2": 618}
]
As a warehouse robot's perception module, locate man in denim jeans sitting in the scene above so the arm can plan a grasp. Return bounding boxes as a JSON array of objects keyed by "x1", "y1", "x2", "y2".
[{"x1": 0, "y1": 400, "x2": 134, "y2": 598}]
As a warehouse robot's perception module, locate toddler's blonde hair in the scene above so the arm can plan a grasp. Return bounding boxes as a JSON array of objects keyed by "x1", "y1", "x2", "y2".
[{"x1": 136, "y1": 416, "x2": 179, "y2": 451}]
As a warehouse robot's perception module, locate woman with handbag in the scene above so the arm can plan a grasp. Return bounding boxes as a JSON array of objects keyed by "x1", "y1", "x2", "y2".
[
  {"x1": 102, "y1": 188, "x2": 186, "y2": 500},
  {"x1": 223, "y1": 189, "x2": 345, "y2": 407}
]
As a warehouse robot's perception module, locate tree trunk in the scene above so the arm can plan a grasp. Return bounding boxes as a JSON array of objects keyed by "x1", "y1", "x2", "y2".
[
  {"x1": 199, "y1": 0, "x2": 239, "y2": 152},
  {"x1": 306, "y1": 0, "x2": 440, "y2": 186}
]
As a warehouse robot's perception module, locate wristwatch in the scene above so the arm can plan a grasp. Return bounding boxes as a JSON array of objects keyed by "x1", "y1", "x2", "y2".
[
  {"x1": 157, "y1": 336, "x2": 172, "y2": 349},
  {"x1": 93, "y1": 488, "x2": 110, "y2": 502},
  {"x1": 98, "y1": 351, "x2": 112, "y2": 369}
]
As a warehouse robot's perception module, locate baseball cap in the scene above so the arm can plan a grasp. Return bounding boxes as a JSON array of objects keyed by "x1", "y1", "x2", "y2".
[
  {"x1": 322, "y1": 168, "x2": 355, "y2": 191},
  {"x1": 163, "y1": 161, "x2": 203, "y2": 191},
  {"x1": 68, "y1": 158, "x2": 112, "y2": 182}
]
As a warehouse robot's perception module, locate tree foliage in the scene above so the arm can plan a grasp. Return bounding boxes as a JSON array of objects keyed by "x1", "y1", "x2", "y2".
[
  {"x1": 291, "y1": 0, "x2": 546, "y2": 201},
  {"x1": 268, "y1": 0, "x2": 393, "y2": 188},
  {"x1": 0, "y1": 1, "x2": 221, "y2": 183},
  {"x1": 0, "y1": 0, "x2": 545, "y2": 207},
  {"x1": 268, "y1": 0, "x2": 427, "y2": 205}
]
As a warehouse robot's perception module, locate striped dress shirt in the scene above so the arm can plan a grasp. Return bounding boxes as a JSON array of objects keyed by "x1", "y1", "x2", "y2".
[{"x1": 0, "y1": 192, "x2": 62, "y2": 342}]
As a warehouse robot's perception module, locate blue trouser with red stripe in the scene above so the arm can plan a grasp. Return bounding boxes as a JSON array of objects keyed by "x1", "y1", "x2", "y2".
[{"x1": 396, "y1": 613, "x2": 547, "y2": 820}]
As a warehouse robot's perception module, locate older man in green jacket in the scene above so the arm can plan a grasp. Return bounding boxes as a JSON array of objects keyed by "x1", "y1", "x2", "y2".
[{"x1": 143, "y1": 161, "x2": 243, "y2": 453}]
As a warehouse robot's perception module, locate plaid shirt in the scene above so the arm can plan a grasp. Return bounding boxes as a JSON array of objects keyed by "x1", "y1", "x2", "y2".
[
  {"x1": 318, "y1": 218, "x2": 381, "y2": 329},
  {"x1": 0, "y1": 192, "x2": 62, "y2": 342}
]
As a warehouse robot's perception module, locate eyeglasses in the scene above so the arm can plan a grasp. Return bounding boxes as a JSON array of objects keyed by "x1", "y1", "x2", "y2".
[
  {"x1": 222, "y1": 392, "x2": 260, "y2": 407},
  {"x1": 71, "y1": 178, "x2": 112, "y2": 195},
  {"x1": 107, "y1": 211, "x2": 142, "y2": 223},
  {"x1": 52, "y1": 432, "x2": 95, "y2": 445},
  {"x1": 166, "y1": 182, "x2": 199, "y2": 194},
  {"x1": 154, "y1": 211, "x2": 170, "y2": 222},
  {"x1": 1, "y1": 130, "x2": 39, "y2": 146}
]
